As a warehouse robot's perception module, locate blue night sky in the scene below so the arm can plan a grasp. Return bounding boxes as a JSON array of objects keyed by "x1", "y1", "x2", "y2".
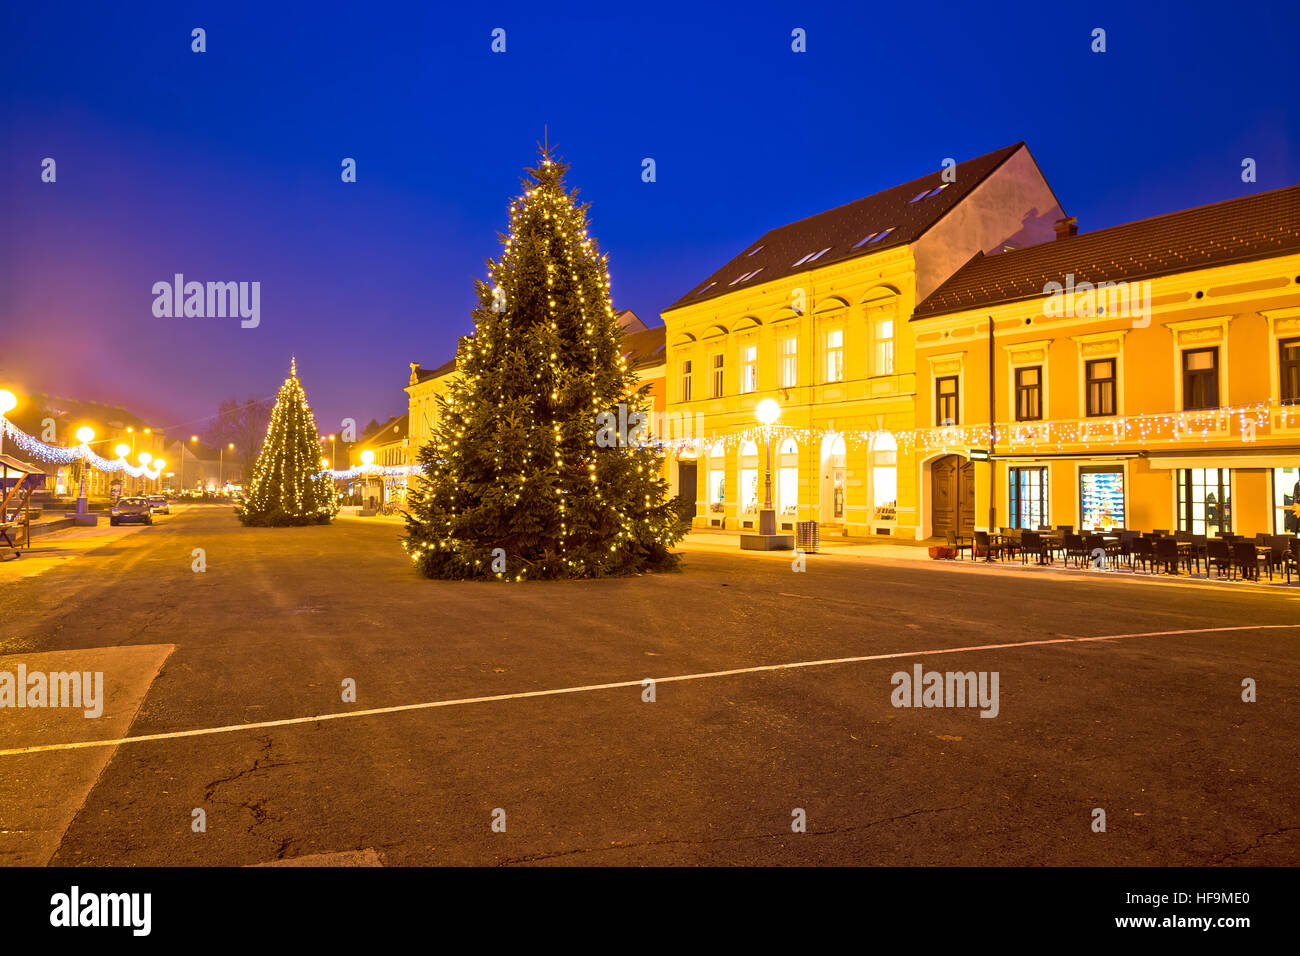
[{"x1": 2, "y1": 0, "x2": 1297, "y2": 437}]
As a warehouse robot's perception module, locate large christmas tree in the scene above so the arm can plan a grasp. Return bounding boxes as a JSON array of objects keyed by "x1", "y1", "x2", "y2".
[
  {"x1": 237, "y1": 358, "x2": 338, "y2": 526},
  {"x1": 403, "y1": 148, "x2": 684, "y2": 580}
]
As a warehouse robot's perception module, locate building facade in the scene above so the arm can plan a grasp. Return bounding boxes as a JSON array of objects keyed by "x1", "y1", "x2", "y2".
[
  {"x1": 912, "y1": 184, "x2": 1300, "y2": 539},
  {"x1": 405, "y1": 309, "x2": 669, "y2": 494},
  {"x1": 660, "y1": 143, "x2": 1066, "y2": 538},
  {"x1": 663, "y1": 146, "x2": 1300, "y2": 541}
]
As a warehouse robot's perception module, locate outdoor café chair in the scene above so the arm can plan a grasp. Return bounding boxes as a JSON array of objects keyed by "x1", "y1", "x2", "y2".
[
  {"x1": 1205, "y1": 538, "x2": 1233, "y2": 578},
  {"x1": 945, "y1": 529, "x2": 972, "y2": 561},
  {"x1": 973, "y1": 530, "x2": 1008, "y2": 561},
  {"x1": 1020, "y1": 531, "x2": 1050, "y2": 566},
  {"x1": 1232, "y1": 541, "x2": 1262, "y2": 581},
  {"x1": 1155, "y1": 536, "x2": 1186, "y2": 575},
  {"x1": 1062, "y1": 533, "x2": 1088, "y2": 568}
]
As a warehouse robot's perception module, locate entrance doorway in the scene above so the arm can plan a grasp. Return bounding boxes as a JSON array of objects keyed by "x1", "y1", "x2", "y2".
[
  {"x1": 675, "y1": 460, "x2": 698, "y2": 522},
  {"x1": 931, "y1": 454, "x2": 974, "y2": 538}
]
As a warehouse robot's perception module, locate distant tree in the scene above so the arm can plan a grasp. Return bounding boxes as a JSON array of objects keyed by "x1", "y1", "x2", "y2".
[
  {"x1": 205, "y1": 397, "x2": 272, "y2": 481},
  {"x1": 237, "y1": 359, "x2": 337, "y2": 527}
]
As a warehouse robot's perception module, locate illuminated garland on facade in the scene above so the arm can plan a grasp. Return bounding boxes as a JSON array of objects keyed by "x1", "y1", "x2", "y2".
[
  {"x1": 0, "y1": 417, "x2": 163, "y2": 479},
  {"x1": 656, "y1": 400, "x2": 1284, "y2": 456}
]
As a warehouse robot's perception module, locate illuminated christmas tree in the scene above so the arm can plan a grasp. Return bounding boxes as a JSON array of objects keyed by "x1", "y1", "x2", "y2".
[
  {"x1": 237, "y1": 358, "x2": 338, "y2": 526},
  {"x1": 403, "y1": 147, "x2": 684, "y2": 579}
]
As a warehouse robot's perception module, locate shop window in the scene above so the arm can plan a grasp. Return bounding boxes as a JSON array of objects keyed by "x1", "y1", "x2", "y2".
[
  {"x1": 1079, "y1": 467, "x2": 1124, "y2": 530},
  {"x1": 777, "y1": 438, "x2": 798, "y2": 518},
  {"x1": 1177, "y1": 468, "x2": 1231, "y2": 535},
  {"x1": 872, "y1": 433, "x2": 897, "y2": 521},
  {"x1": 740, "y1": 440, "x2": 759, "y2": 515},
  {"x1": 1274, "y1": 467, "x2": 1300, "y2": 535},
  {"x1": 1009, "y1": 466, "x2": 1048, "y2": 529}
]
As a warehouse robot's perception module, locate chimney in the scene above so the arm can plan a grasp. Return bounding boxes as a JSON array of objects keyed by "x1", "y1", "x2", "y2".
[{"x1": 1053, "y1": 216, "x2": 1078, "y2": 240}]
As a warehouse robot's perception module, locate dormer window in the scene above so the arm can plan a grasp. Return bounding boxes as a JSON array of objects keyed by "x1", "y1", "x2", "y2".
[{"x1": 794, "y1": 247, "x2": 831, "y2": 267}]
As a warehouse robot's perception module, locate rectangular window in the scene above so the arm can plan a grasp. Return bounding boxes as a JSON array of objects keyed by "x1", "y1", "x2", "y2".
[
  {"x1": 740, "y1": 342, "x2": 758, "y2": 393},
  {"x1": 680, "y1": 359, "x2": 693, "y2": 402},
  {"x1": 711, "y1": 353, "x2": 724, "y2": 398},
  {"x1": 1085, "y1": 358, "x2": 1116, "y2": 417},
  {"x1": 780, "y1": 336, "x2": 798, "y2": 387},
  {"x1": 1079, "y1": 467, "x2": 1125, "y2": 530},
  {"x1": 1008, "y1": 467, "x2": 1048, "y2": 529},
  {"x1": 825, "y1": 329, "x2": 843, "y2": 383},
  {"x1": 874, "y1": 318, "x2": 894, "y2": 375},
  {"x1": 1015, "y1": 366, "x2": 1042, "y2": 421},
  {"x1": 935, "y1": 375, "x2": 959, "y2": 426},
  {"x1": 1182, "y1": 347, "x2": 1219, "y2": 410},
  {"x1": 1177, "y1": 468, "x2": 1231, "y2": 536},
  {"x1": 1274, "y1": 467, "x2": 1300, "y2": 535},
  {"x1": 1281, "y1": 338, "x2": 1300, "y2": 405}
]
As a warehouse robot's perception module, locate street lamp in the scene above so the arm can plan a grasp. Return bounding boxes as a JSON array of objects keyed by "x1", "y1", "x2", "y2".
[
  {"x1": 0, "y1": 389, "x2": 17, "y2": 457},
  {"x1": 219, "y1": 443, "x2": 234, "y2": 493},
  {"x1": 755, "y1": 399, "x2": 781, "y2": 535},
  {"x1": 739, "y1": 399, "x2": 792, "y2": 551},
  {"x1": 73, "y1": 425, "x2": 97, "y2": 524}
]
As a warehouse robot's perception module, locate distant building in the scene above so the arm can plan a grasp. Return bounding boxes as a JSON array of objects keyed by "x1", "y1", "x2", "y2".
[
  {"x1": 404, "y1": 309, "x2": 667, "y2": 494},
  {"x1": 351, "y1": 413, "x2": 409, "y2": 506}
]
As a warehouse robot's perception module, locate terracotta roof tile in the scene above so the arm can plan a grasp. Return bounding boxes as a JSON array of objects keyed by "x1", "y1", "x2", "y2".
[
  {"x1": 914, "y1": 185, "x2": 1300, "y2": 318},
  {"x1": 666, "y1": 143, "x2": 1028, "y2": 311}
]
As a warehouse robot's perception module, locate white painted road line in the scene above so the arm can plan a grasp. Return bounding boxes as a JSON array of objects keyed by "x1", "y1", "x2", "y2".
[{"x1": 2, "y1": 624, "x2": 1296, "y2": 758}]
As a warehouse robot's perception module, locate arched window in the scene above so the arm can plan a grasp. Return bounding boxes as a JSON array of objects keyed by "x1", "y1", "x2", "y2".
[
  {"x1": 740, "y1": 440, "x2": 759, "y2": 515},
  {"x1": 777, "y1": 439, "x2": 799, "y2": 518},
  {"x1": 707, "y1": 442, "x2": 726, "y2": 512},
  {"x1": 865, "y1": 290, "x2": 899, "y2": 376}
]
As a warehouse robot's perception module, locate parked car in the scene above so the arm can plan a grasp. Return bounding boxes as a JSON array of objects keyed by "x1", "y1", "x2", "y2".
[
  {"x1": 110, "y1": 496, "x2": 153, "y2": 526},
  {"x1": 147, "y1": 495, "x2": 170, "y2": 515}
]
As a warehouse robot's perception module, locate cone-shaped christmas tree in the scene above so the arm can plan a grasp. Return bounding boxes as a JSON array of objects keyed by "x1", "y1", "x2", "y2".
[
  {"x1": 403, "y1": 147, "x2": 684, "y2": 579},
  {"x1": 237, "y1": 358, "x2": 338, "y2": 527}
]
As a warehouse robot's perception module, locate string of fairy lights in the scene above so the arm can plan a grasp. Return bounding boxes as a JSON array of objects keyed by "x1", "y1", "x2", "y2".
[{"x1": 0, "y1": 416, "x2": 163, "y2": 479}]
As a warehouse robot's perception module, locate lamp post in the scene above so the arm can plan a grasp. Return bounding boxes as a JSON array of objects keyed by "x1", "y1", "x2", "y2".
[
  {"x1": 153, "y1": 458, "x2": 165, "y2": 494},
  {"x1": 740, "y1": 399, "x2": 794, "y2": 550},
  {"x1": 218, "y1": 443, "x2": 234, "y2": 494},
  {"x1": 73, "y1": 425, "x2": 97, "y2": 525},
  {"x1": 0, "y1": 389, "x2": 17, "y2": 457}
]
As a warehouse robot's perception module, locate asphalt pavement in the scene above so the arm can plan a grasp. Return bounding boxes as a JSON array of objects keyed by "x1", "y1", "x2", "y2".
[{"x1": 1, "y1": 505, "x2": 1296, "y2": 865}]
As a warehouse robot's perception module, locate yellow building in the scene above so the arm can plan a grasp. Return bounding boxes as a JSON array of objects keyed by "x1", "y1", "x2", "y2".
[
  {"x1": 351, "y1": 413, "x2": 409, "y2": 506},
  {"x1": 661, "y1": 143, "x2": 1066, "y2": 538},
  {"x1": 911, "y1": 184, "x2": 1300, "y2": 538}
]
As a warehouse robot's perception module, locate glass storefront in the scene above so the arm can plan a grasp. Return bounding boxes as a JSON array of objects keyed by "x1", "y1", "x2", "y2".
[
  {"x1": 1177, "y1": 468, "x2": 1231, "y2": 535},
  {"x1": 1080, "y1": 467, "x2": 1125, "y2": 530},
  {"x1": 1009, "y1": 466, "x2": 1048, "y2": 529},
  {"x1": 1274, "y1": 467, "x2": 1300, "y2": 535}
]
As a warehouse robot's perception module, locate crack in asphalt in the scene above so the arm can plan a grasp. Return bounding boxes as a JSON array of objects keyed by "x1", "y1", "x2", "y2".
[
  {"x1": 201, "y1": 735, "x2": 307, "y2": 860},
  {"x1": 491, "y1": 805, "x2": 963, "y2": 865},
  {"x1": 1209, "y1": 824, "x2": 1300, "y2": 863}
]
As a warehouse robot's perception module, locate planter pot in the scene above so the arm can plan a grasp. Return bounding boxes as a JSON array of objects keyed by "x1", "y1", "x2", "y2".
[{"x1": 928, "y1": 545, "x2": 957, "y2": 560}]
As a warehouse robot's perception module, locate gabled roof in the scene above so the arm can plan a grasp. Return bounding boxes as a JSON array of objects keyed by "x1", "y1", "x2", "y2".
[
  {"x1": 358, "y1": 413, "x2": 408, "y2": 447},
  {"x1": 914, "y1": 184, "x2": 1300, "y2": 319},
  {"x1": 665, "y1": 143, "x2": 1029, "y2": 311}
]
